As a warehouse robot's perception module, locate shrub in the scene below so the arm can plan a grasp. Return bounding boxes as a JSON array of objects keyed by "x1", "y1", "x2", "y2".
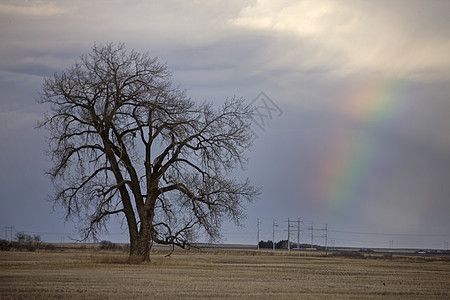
[
  {"x1": 100, "y1": 240, "x2": 119, "y2": 251},
  {"x1": 0, "y1": 239, "x2": 12, "y2": 251}
]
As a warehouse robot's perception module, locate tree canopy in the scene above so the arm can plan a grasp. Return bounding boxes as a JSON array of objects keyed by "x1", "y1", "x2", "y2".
[{"x1": 39, "y1": 43, "x2": 259, "y2": 261}]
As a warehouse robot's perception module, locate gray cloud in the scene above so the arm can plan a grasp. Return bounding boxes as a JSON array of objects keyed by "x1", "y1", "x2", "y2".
[
  {"x1": 230, "y1": 0, "x2": 450, "y2": 80},
  {"x1": 1, "y1": 0, "x2": 449, "y2": 247}
]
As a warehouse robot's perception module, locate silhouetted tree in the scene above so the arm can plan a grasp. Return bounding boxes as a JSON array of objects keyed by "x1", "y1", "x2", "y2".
[
  {"x1": 14, "y1": 232, "x2": 41, "y2": 251},
  {"x1": 15, "y1": 232, "x2": 27, "y2": 243},
  {"x1": 258, "y1": 240, "x2": 273, "y2": 249},
  {"x1": 275, "y1": 240, "x2": 288, "y2": 249},
  {"x1": 39, "y1": 43, "x2": 259, "y2": 262}
]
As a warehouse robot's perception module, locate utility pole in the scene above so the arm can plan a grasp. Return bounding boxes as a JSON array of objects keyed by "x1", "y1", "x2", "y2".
[
  {"x1": 286, "y1": 219, "x2": 301, "y2": 249},
  {"x1": 272, "y1": 219, "x2": 278, "y2": 251},
  {"x1": 287, "y1": 218, "x2": 290, "y2": 251},
  {"x1": 323, "y1": 224, "x2": 328, "y2": 254},
  {"x1": 257, "y1": 218, "x2": 260, "y2": 250},
  {"x1": 5, "y1": 225, "x2": 13, "y2": 242},
  {"x1": 286, "y1": 219, "x2": 304, "y2": 251},
  {"x1": 309, "y1": 222, "x2": 314, "y2": 248}
]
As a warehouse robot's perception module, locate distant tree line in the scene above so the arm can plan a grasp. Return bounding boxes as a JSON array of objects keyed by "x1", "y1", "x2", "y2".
[
  {"x1": 0, "y1": 235, "x2": 131, "y2": 252},
  {"x1": 0, "y1": 232, "x2": 43, "y2": 251},
  {"x1": 99, "y1": 240, "x2": 129, "y2": 252},
  {"x1": 258, "y1": 240, "x2": 327, "y2": 250}
]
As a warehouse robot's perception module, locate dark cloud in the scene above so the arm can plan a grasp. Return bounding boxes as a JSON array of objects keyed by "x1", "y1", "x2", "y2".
[{"x1": 1, "y1": 0, "x2": 449, "y2": 247}]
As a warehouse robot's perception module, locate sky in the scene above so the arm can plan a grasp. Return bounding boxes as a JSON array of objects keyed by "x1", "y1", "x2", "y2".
[{"x1": 1, "y1": 0, "x2": 450, "y2": 249}]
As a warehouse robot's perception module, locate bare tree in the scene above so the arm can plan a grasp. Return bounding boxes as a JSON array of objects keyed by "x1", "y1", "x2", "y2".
[
  {"x1": 39, "y1": 43, "x2": 259, "y2": 262},
  {"x1": 15, "y1": 232, "x2": 27, "y2": 243}
]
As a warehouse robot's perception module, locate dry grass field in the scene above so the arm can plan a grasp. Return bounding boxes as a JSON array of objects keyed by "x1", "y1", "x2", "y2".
[{"x1": 1, "y1": 247, "x2": 450, "y2": 299}]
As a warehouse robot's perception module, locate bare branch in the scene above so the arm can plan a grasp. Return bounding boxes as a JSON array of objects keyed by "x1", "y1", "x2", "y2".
[{"x1": 39, "y1": 42, "x2": 259, "y2": 261}]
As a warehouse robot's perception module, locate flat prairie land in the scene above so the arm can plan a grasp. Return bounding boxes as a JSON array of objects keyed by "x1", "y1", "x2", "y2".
[{"x1": 1, "y1": 248, "x2": 450, "y2": 299}]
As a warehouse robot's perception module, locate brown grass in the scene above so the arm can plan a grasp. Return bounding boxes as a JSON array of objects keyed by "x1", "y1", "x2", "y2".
[{"x1": 1, "y1": 248, "x2": 450, "y2": 299}]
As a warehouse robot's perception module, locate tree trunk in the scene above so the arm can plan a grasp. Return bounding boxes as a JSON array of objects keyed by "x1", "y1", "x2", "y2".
[
  {"x1": 129, "y1": 237, "x2": 151, "y2": 262},
  {"x1": 129, "y1": 221, "x2": 152, "y2": 263}
]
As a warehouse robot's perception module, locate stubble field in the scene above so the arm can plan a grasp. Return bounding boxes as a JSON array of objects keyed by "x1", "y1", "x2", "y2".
[{"x1": 1, "y1": 247, "x2": 450, "y2": 299}]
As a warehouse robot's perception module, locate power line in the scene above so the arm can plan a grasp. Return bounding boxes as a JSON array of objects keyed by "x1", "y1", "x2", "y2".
[
  {"x1": 333, "y1": 238, "x2": 390, "y2": 244},
  {"x1": 329, "y1": 230, "x2": 450, "y2": 237},
  {"x1": 15, "y1": 230, "x2": 75, "y2": 235}
]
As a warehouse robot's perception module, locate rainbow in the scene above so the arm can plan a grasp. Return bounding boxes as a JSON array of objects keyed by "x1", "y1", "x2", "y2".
[{"x1": 312, "y1": 78, "x2": 407, "y2": 212}]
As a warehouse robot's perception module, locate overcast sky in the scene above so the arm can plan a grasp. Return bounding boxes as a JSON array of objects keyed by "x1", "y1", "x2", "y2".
[{"x1": 1, "y1": 0, "x2": 450, "y2": 249}]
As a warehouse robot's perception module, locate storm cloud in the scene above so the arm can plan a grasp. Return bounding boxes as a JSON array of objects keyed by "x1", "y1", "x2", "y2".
[{"x1": 1, "y1": 0, "x2": 449, "y2": 248}]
